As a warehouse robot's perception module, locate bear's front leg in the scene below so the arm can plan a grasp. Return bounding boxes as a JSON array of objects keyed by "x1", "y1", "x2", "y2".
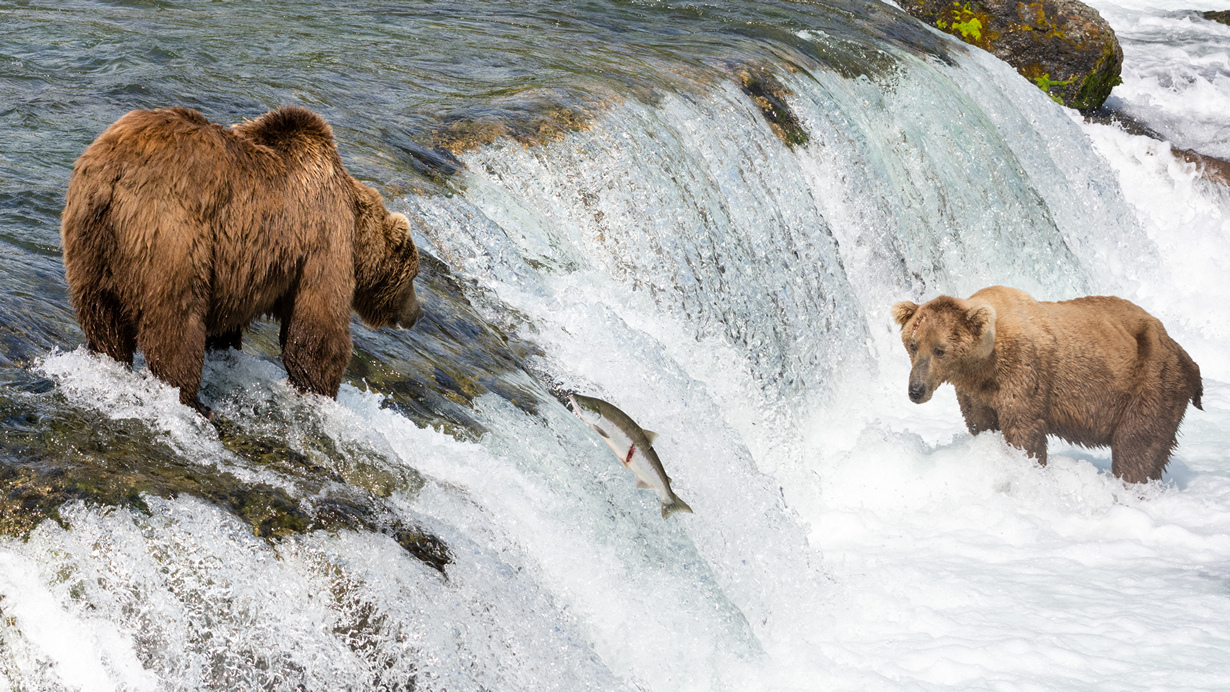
[
  {"x1": 957, "y1": 392, "x2": 999, "y2": 434},
  {"x1": 990, "y1": 368, "x2": 1050, "y2": 465},
  {"x1": 999, "y1": 411, "x2": 1049, "y2": 466},
  {"x1": 280, "y1": 259, "x2": 353, "y2": 399}
]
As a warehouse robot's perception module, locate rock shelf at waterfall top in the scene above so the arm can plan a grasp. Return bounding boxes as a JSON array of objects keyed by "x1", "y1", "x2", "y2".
[{"x1": 899, "y1": 0, "x2": 1124, "y2": 109}]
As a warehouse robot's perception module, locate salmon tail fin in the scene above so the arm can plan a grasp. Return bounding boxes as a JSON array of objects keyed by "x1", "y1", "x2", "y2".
[{"x1": 661, "y1": 496, "x2": 693, "y2": 520}]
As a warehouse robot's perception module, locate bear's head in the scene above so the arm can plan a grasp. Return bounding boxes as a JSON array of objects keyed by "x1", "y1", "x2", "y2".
[
  {"x1": 891, "y1": 296, "x2": 996, "y2": 404},
  {"x1": 352, "y1": 181, "x2": 423, "y2": 330}
]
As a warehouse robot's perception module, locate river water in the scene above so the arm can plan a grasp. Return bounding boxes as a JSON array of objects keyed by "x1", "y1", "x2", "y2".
[{"x1": 1, "y1": 0, "x2": 1228, "y2": 689}]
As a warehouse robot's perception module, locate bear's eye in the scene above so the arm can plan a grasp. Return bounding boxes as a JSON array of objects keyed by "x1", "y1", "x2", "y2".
[
  {"x1": 907, "y1": 342, "x2": 917, "y2": 354},
  {"x1": 933, "y1": 347, "x2": 946, "y2": 358}
]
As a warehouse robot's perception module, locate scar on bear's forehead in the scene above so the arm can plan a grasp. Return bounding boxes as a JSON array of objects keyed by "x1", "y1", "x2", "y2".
[{"x1": 909, "y1": 312, "x2": 926, "y2": 337}]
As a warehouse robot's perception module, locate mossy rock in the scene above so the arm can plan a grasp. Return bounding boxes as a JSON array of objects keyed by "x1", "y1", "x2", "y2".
[
  {"x1": 898, "y1": 0, "x2": 1123, "y2": 109},
  {"x1": 0, "y1": 375, "x2": 451, "y2": 573}
]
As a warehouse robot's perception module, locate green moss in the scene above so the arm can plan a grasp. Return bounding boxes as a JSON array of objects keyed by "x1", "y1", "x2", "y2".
[
  {"x1": 935, "y1": 2, "x2": 999, "y2": 51},
  {"x1": 1031, "y1": 73, "x2": 1073, "y2": 103},
  {"x1": 949, "y1": 15, "x2": 983, "y2": 42}
]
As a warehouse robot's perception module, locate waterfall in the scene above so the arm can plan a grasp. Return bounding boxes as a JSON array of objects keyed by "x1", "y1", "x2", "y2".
[{"x1": 4, "y1": 1, "x2": 1230, "y2": 689}]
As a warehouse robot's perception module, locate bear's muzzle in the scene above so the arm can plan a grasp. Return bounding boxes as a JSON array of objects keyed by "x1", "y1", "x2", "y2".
[{"x1": 398, "y1": 302, "x2": 424, "y2": 330}]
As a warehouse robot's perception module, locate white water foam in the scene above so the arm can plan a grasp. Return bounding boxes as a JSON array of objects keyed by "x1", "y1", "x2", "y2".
[{"x1": 1087, "y1": 0, "x2": 1230, "y2": 157}]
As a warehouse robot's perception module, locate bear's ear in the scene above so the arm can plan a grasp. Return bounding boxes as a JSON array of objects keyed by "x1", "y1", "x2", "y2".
[
  {"x1": 966, "y1": 305, "x2": 996, "y2": 355},
  {"x1": 966, "y1": 305, "x2": 995, "y2": 334},
  {"x1": 891, "y1": 301, "x2": 919, "y2": 327}
]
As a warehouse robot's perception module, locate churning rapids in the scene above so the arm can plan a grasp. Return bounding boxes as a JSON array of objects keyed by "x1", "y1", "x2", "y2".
[{"x1": 2, "y1": 0, "x2": 1229, "y2": 689}]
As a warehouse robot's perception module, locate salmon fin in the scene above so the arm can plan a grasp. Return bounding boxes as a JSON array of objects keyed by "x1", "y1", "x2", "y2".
[
  {"x1": 661, "y1": 496, "x2": 693, "y2": 519},
  {"x1": 643, "y1": 430, "x2": 659, "y2": 445},
  {"x1": 635, "y1": 479, "x2": 652, "y2": 489}
]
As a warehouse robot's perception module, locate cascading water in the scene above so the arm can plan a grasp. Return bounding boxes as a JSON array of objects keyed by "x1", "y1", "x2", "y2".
[{"x1": 1, "y1": 1, "x2": 1228, "y2": 689}]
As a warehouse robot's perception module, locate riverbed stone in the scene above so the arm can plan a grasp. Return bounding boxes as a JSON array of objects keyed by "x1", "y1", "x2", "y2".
[{"x1": 897, "y1": 0, "x2": 1123, "y2": 109}]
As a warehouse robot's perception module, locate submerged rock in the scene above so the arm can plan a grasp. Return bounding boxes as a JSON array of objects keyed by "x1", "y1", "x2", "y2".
[
  {"x1": 729, "y1": 64, "x2": 810, "y2": 148},
  {"x1": 898, "y1": 0, "x2": 1123, "y2": 109}
]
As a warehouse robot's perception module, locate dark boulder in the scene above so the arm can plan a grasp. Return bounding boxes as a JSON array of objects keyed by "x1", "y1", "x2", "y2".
[{"x1": 898, "y1": 0, "x2": 1123, "y2": 109}]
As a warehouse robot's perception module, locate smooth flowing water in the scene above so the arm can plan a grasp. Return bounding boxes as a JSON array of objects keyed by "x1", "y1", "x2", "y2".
[{"x1": 1, "y1": 0, "x2": 1228, "y2": 689}]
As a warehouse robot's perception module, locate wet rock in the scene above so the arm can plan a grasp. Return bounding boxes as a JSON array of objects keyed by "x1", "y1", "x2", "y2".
[
  {"x1": 429, "y1": 92, "x2": 614, "y2": 154},
  {"x1": 898, "y1": 0, "x2": 1123, "y2": 109},
  {"x1": 0, "y1": 374, "x2": 451, "y2": 572},
  {"x1": 344, "y1": 249, "x2": 545, "y2": 440},
  {"x1": 228, "y1": 245, "x2": 545, "y2": 443},
  {"x1": 1203, "y1": 10, "x2": 1230, "y2": 26},
  {"x1": 1083, "y1": 107, "x2": 1230, "y2": 186},
  {"x1": 729, "y1": 64, "x2": 809, "y2": 148},
  {"x1": 1173, "y1": 148, "x2": 1230, "y2": 187}
]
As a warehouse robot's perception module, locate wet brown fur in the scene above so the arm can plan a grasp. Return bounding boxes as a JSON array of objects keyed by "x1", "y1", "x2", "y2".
[
  {"x1": 61, "y1": 106, "x2": 422, "y2": 416},
  {"x1": 892, "y1": 286, "x2": 1203, "y2": 484}
]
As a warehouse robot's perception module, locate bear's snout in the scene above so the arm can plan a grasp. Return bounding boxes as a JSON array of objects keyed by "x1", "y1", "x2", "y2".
[
  {"x1": 907, "y1": 358, "x2": 935, "y2": 403},
  {"x1": 398, "y1": 301, "x2": 424, "y2": 330}
]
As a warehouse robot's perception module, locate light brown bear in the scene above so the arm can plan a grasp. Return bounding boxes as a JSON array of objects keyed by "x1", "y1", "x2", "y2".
[
  {"x1": 61, "y1": 106, "x2": 423, "y2": 418},
  {"x1": 891, "y1": 286, "x2": 1202, "y2": 483}
]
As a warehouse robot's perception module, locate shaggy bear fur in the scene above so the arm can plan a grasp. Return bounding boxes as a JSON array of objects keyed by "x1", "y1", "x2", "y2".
[
  {"x1": 61, "y1": 106, "x2": 423, "y2": 417},
  {"x1": 892, "y1": 286, "x2": 1202, "y2": 483}
]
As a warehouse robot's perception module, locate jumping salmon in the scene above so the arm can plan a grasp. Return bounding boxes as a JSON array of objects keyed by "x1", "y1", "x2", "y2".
[{"x1": 569, "y1": 394, "x2": 692, "y2": 519}]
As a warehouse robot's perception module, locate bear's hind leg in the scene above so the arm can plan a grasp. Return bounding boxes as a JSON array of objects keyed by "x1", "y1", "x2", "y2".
[
  {"x1": 137, "y1": 307, "x2": 212, "y2": 419},
  {"x1": 1111, "y1": 394, "x2": 1185, "y2": 484},
  {"x1": 74, "y1": 288, "x2": 137, "y2": 365}
]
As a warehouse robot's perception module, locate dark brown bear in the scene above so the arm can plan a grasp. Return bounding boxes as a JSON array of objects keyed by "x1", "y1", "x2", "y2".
[
  {"x1": 892, "y1": 286, "x2": 1203, "y2": 484},
  {"x1": 61, "y1": 106, "x2": 423, "y2": 417}
]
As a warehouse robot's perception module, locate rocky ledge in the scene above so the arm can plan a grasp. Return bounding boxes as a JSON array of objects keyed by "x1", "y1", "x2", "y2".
[{"x1": 898, "y1": 0, "x2": 1123, "y2": 109}]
